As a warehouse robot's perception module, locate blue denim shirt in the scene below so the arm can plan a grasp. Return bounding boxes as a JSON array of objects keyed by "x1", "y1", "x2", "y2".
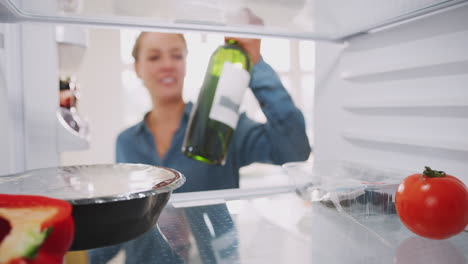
[{"x1": 89, "y1": 58, "x2": 311, "y2": 263}]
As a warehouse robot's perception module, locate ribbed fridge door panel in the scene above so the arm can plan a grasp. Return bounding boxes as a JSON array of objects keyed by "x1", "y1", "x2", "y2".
[
  {"x1": 341, "y1": 32, "x2": 468, "y2": 81},
  {"x1": 314, "y1": 4, "x2": 468, "y2": 182}
]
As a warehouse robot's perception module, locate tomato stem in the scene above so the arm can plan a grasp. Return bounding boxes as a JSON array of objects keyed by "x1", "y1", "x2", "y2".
[{"x1": 423, "y1": 166, "x2": 446, "y2": 178}]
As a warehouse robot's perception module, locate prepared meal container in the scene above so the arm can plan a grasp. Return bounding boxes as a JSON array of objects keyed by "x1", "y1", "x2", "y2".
[
  {"x1": 283, "y1": 160, "x2": 409, "y2": 217},
  {"x1": 0, "y1": 164, "x2": 185, "y2": 250}
]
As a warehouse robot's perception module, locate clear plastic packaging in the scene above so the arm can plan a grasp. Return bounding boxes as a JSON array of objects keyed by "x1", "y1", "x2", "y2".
[{"x1": 283, "y1": 160, "x2": 410, "y2": 217}]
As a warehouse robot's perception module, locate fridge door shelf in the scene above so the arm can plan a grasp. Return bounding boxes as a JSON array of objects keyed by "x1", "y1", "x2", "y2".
[
  {"x1": 56, "y1": 25, "x2": 88, "y2": 75},
  {"x1": 56, "y1": 107, "x2": 89, "y2": 151},
  {"x1": 1, "y1": 0, "x2": 467, "y2": 41}
]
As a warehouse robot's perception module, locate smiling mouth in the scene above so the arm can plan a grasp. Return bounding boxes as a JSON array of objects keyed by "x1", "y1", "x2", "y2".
[{"x1": 160, "y1": 77, "x2": 176, "y2": 85}]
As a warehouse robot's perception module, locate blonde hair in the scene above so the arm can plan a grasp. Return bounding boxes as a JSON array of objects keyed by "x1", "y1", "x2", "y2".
[{"x1": 132, "y1": 32, "x2": 187, "y2": 62}]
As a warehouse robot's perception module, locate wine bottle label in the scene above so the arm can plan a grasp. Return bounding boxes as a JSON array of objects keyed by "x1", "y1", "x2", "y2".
[{"x1": 209, "y1": 62, "x2": 250, "y2": 129}]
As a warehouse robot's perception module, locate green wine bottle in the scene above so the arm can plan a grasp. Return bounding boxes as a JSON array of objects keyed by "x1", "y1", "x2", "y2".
[{"x1": 182, "y1": 40, "x2": 252, "y2": 165}]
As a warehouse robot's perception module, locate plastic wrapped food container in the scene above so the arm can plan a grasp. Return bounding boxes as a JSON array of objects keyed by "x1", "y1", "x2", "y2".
[
  {"x1": 0, "y1": 163, "x2": 185, "y2": 250},
  {"x1": 283, "y1": 160, "x2": 409, "y2": 217}
]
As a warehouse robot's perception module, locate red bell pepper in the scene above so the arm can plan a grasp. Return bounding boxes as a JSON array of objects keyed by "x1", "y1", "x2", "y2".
[{"x1": 0, "y1": 194, "x2": 74, "y2": 264}]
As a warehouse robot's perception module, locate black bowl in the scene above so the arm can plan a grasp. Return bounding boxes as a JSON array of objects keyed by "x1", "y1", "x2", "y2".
[{"x1": 70, "y1": 191, "x2": 171, "y2": 250}]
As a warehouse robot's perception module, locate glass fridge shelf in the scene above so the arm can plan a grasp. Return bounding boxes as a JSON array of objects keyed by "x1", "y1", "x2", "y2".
[
  {"x1": 1, "y1": 0, "x2": 467, "y2": 42},
  {"x1": 87, "y1": 189, "x2": 468, "y2": 263}
]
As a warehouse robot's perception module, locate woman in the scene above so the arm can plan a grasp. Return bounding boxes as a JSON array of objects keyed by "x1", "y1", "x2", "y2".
[
  {"x1": 89, "y1": 32, "x2": 311, "y2": 263},
  {"x1": 116, "y1": 32, "x2": 310, "y2": 192}
]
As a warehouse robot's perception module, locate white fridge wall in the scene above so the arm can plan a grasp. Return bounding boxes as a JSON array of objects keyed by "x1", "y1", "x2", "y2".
[
  {"x1": 22, "y1": 22, "x2": 60, "y2": 170},
  {"x1": 0, "y1": 23, "x2": 24, "y2": 176},
  {"x1": 315, "y1": 4, "x2": 468, "y2": 183},
  {"x1": 0, "y1": 25, "x2": 11, "y2": 175},
  {"x1": 0, "y1": 0, "x2": 60, "y2": 175}
]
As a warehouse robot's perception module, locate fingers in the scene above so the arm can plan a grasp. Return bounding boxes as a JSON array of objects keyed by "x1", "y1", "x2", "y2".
[{"x1": 224, "y1": 37, "x2": 261, "y2": 65}]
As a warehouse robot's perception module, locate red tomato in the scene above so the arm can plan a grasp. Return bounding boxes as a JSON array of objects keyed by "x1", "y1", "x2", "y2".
[{"x1": 395, "y1": 167, "x2": 468, "y2": 240}]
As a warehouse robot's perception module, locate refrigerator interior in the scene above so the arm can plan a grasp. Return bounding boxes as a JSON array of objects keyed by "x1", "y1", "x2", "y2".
[
  {"x1": 0, "y1": 0, "x2": 467, "y2": 263},
  {"x1": 0, "y1": 0, "x2": 466, "y2": 181}
]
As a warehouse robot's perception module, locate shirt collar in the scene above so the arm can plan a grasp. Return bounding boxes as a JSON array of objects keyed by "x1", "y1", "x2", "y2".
[{"x1": 137, "y1": 102, "x2": 193, "y2": 134}]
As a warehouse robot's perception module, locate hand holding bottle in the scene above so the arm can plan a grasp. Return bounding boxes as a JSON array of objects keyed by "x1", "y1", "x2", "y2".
[{"x1": 225, "y1": 37, "x2": 261, "y2": 65}]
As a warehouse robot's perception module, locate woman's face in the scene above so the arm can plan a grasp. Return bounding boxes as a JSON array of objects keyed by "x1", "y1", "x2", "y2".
[{"x1": 135, "y1": 33, "x2": 187, "y2": 103}]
